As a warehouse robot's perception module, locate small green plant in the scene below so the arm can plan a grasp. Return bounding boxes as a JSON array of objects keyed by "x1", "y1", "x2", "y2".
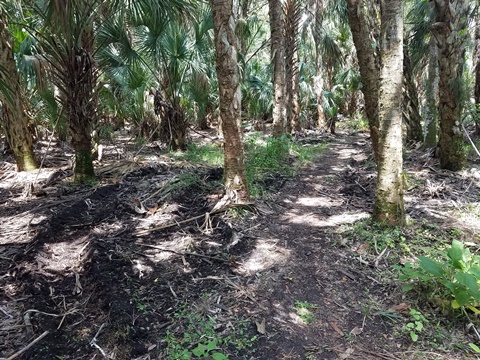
[
  {"x1": 396, "y1": 240, "x2": 480, "y2": 311},
  {"x1": 191, "y1": 340, "x2": 228, "y2": 359},
  {"x1": 164, "y1": 303, "x2": 257, "y2": 359},
  {"x1": 294, "y1": 300, "x2": 318, "y2": 324},
  {"x1": 401, "y1": 309, "x2": 428, "y2": 342}
]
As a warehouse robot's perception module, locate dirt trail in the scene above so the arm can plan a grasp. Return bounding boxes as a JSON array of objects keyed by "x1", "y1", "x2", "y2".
[
  {"x1": 1, "y1": 131, "x2": 477, "y2": 359},
  {"x1": 246, "y1": 133, "x2": 397, "y2": 359}
]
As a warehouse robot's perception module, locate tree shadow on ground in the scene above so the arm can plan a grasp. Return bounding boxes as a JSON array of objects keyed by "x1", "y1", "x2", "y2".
[{"x1": 1, "y1": 130, "x2": 479, "y2": 359}]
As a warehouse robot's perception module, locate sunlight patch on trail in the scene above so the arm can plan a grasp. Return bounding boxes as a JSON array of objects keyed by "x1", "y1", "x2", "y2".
[
  {"x1": 295, "y1": 196, "x2": 335, "y2": 207},
  {"x1": 236, "y1": 238, "x2": 291, "y2": 276},
  {"x1": 34, "y1": 236, "x2": 90, "y2": 273},
  {"x1": 285, "y1": 211, "x2": 369, "y2": 227}
]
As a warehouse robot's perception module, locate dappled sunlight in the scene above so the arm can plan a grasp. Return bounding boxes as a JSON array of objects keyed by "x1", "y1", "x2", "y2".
[
  {"x1": 236, "y1": 238, "x2": 291, "y2": 276},
  {"x1": 135, "y1": 235, "x2": 194, "y2": 263},
  {"x1": 284, "y1": 210, "x2": 369, "y2": 227},
  {"x1": 34, "y1": 236, "x2": 90, "y2": 273},
  {"x1": 295, "y1": 196, "x2": 335, "y2": 207},
  {"x1": 0, "y1": 214, "x2": 47, "y2": 245}
]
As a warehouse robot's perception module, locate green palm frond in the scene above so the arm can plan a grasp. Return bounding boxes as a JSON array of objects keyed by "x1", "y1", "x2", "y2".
[{"x1": 406, "y1": 0, "x2": 433, "y2": 69}]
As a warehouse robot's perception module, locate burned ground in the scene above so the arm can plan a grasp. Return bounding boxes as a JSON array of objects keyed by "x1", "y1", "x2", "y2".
[{"x1": 1, "y1": 130, "x2": 480, "y2": 359}]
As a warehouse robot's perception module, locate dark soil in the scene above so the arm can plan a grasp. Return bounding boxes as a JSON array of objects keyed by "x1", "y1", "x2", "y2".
[{"x1": 1, "y1": 130, "x2": 479, "y2": 360}]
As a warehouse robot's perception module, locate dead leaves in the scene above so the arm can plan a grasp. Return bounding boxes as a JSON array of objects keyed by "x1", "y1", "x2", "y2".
[
  {"x1": 131, "y1": 199, "x2": 158, "y2": 215},
  {"x1": 255, "y1": 318, "x2": 266, "y2": 334}
]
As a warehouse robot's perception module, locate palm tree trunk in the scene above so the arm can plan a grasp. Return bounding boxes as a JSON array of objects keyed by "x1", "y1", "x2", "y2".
[
  {"x1": 432, "y1": 0, "x2": 469, "y2": 171},
  {"x1": 373, "y1": 0, "x2": 405, "y2": 226},
  {"x1": 403, "y1": 44, "x2": 423, "y2": 143},
  {"x1": 291, "y1": 47, "x2": 301, "y2": 132},
  {"x1": 211, "y1": 0, "x2": 249, "y2": 201},
  {"x1": 284, "y1": 0, "x2": 301, "y2": 133},
  {"x1": 474, "y1": 1, "x2": 480, "y2": 136},
  {"x1": 66, "y1": 47, "x2": 97, "y2": 182},
  {"x1": 347, "y1": 0, "x2": 380, "y2": 162},
  {"x1": 423, "y1": 36, "x2": 439, "y2": 149},
  {"x1": 312, "y1": 0, "x2": 327, "y2": 131},
  {"x1": 269, "y1": 0, "x2": 287, "y2": 137},
  {"x1": 0, "y1": 15, "x2": 37, "y2": 172}
]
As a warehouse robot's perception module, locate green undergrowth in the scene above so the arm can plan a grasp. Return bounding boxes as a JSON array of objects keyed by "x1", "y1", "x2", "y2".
[
  {"x1": 172, "y1": 143, "x2": 224, "y2": 167},
  {"x1": 341, "y1": 220, "x2": 458, "y2": 258},
  {"x1": 342, "y1": 220, "x2": 480, "y2": 355},
  {"x1": 169, "y1": 134, "x2": 328, "y2": 197},
  {"x1": 163, "y1": 301, "x2": 257, "y2": 359},
  {"x1": 244, "y1": 133, "x2": 328, "y2": 196}
]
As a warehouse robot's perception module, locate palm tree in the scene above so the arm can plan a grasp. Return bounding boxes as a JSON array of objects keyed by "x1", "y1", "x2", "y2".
[
  {"x1": 210, "y1": 0, "x2": 249, "y2": 202},
  {"x1": 28, "y1": 0, "x2": 101, "y2": 182},
  {"x1": 373, "y1": 0, "x2": 405, "y2": 226},
  {"x1": 475, "y1": 1, "x2": 480, "y2": 136},
  {"x1": 406, "y1": 0, "x2": 438, "y2": 148},
  {"x1": 284, "y1": 0, "x2": 302, "y2": 133},
  {"x1": 431, "y1": 0, "x2": 470, "y2": 171},
  {"x1": 0, "y1": 7, "x2": 37, "y2": 172},
  {"x1": 311, "y1": 0, "x2": 327, "y2": 130},
  {"x1": 346, "y1": 0, "x2": 380, "y2": 161},
  {"x1": 269, "y1": 0, "x2": 287, "y2": 137}
]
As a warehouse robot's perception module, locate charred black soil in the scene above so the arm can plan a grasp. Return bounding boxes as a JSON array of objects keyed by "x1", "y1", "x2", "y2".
[{"x1": 1, "y1": 130, "x2": 480, "y2": 359}]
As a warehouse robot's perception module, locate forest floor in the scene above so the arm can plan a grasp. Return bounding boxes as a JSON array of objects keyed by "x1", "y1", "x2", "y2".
[{"x1": 1, "y1": 127, "x2": 480, "y2": 360}]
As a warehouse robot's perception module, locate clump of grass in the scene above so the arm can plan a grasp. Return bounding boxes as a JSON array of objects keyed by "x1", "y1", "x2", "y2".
[
  {"x1": 172, "y1": 143, "x2": 224, "y2": 167},
  {"x1": 244, "y1": 133, "x2": 328, "y2": 196},
  {"x1": 294, "y1": 300, "x2": 318, "y2": 324},
  {"x1": 168, "y1": 134, "x2": 328, "y2": 197}
]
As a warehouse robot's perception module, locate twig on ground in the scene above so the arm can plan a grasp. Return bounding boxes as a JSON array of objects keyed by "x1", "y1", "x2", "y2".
[
  {"x1": 354, "y1": 345, "x2": 400, "y2": 359},
  {"x1": 90, "y1": 323, "x2": 109, "y2": 359},
  {"x1": 463, "y1": 307, "x2": 480, "y2": 342},
  {"x1": 1, "y1": 330, "x2": 49, "y2": 360},
  {"x1": 136, "y1": 243, "x2": 227, "y2": 263},
  {"x1": 374, "y1": 248, "x2": 388, "y2": 267},
  {"x1": 24, "y1": 308, "x2": 79, "y2": 334},
  {"x1": 394, "y1": 350, "x2": 450, "y2": 358},
  {"x1": 0, "y1": 306, "x2": 13, "y2": 318}
]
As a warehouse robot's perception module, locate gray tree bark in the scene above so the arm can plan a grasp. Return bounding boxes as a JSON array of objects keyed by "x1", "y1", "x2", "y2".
[{"x1": 373, "y1": 0, "x2": 405, "y2": 226}]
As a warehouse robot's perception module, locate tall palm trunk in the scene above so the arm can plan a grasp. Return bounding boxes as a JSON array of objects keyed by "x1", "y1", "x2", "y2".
[
  {"x1": 66, "y1": 40, "x2": 97, "y2": 182},
  {"x1": 0, "y1": 15, "x2": 37, "y2": 172},
  {"x1": 474, "y1": 2, "x2": 480, "y2": 136},
  {"x1": 347, "y1": 0, "x2": 380, "y2": 162},
  {"x1": 284, "y1": 0, "x2": 301, "y2": 133},
  {"x1": 291, "y1": 47, "x2": 301, "y2": 132},
  {"x1": 432, "y1": 0, "x2": 469, "y2": 171},
  {"x1": 312, "y1": 0, "x2": 327, "y2": 130},
  {"x1": 373, "y1": 0, "x2": 405, "y2": 226},
  {"x1": 403, "y1": 44, "x2": 423, "y2": 143},
  {"x1": 269, "y1": 0, "x2": 287, "y2": 137},
  {"x1": 211, "y1": 0, "x2": 249, "y2": 201},
  {"x1": 423, "y1": 35, "x2": 439, "y2": 149}
]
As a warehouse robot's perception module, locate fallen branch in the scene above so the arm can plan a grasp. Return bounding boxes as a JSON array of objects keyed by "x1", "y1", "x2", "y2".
[
  {"x1": 136, "y1": 243, "x2": 227, "y2": 263},
  {"x1": 132, "y1": 209, "x2": 225, "y2": 236},
  {"x1": 90, "y1": 323, "x2": 109, "y2": 359},
  {"x1": 1, "y1": 330, "x2": 49, "y2": 360}
]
